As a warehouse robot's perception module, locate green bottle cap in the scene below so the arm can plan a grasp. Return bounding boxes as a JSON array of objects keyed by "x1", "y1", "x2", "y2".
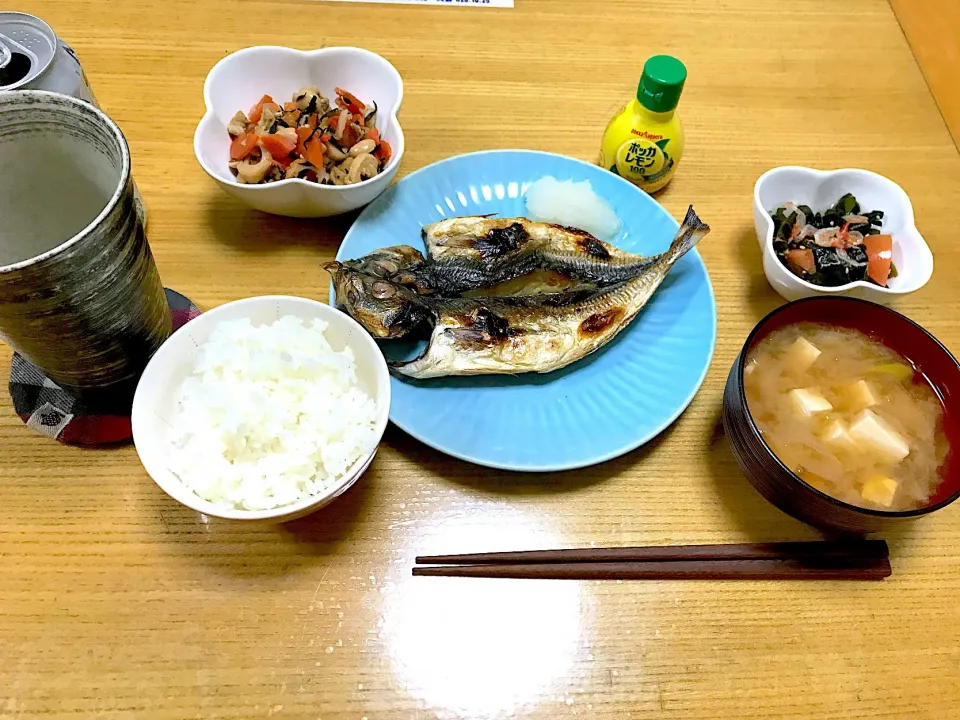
[{"x1": 636, "y1": 55, "x2": 686, "y2": 113}]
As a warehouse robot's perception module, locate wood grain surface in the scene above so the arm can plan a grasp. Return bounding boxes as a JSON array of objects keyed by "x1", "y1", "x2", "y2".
[
  {"x1": 891, "y1": 0, "x2": 960, "y2": 147},
  {"x1": 3, "y1": 1, "x2": 960, "y2": 718}
]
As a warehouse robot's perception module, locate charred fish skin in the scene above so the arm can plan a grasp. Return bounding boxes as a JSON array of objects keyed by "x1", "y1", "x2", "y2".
[
  {"x1": 420, "y1": 216, "x2": 660, "y2": 290},
  {"x1": 333, "y1": 240, "x2": 584, "y2": 298},
  {"x1": 390, "y1": 206, "x2": 710, "y2": 379},
  {"x1": 389, "y1": 250, "x2": 549, "y2": 298},
  {"x1": 335, "y1": 218, "x2": 657, "y2": 300}
]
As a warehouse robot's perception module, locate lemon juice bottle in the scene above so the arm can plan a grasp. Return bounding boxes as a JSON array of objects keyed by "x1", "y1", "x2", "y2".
[{"x1": 599, "y1": 55, "x2": 686, "y2": 194}]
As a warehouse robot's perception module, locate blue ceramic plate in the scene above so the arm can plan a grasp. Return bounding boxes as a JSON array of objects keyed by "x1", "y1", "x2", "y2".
[{"x1": 334, "y1": 150, "x2": 716, "y2": 471}]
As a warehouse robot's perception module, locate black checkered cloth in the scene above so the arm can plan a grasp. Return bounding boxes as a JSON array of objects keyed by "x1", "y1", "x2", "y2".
[{"x1": 8, "y1": 288, "x2": 200, "y2": 446}]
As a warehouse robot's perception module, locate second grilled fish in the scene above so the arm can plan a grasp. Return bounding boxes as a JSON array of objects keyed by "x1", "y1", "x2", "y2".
[
  {"x1": 344, "y1": 243, "x2": 602, "y2": 298},
  {"x1": 336, "y1": 217, "x2": 662, "y2": 298},
  {"x1": 389, "y1": 216, "x2": 658, "y2": 296}
]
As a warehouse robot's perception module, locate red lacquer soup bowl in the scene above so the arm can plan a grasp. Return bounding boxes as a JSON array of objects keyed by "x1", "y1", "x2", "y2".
[{"x1": 723, "y1": 296, "x2": 960, "y2": 534}]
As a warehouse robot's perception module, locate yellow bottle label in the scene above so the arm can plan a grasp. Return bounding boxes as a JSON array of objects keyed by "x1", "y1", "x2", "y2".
[
  {"x1": 615, "y1": 138, "x2": 673, "y2": 182},
  {"x1": 599, "y1": 102, "x2": 683, "y2": 194}
]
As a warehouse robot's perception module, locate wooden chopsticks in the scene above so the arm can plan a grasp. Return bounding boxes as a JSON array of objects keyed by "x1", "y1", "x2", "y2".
[{"x1": 412, "y1": 540, "x2": 891, "y2": 581}]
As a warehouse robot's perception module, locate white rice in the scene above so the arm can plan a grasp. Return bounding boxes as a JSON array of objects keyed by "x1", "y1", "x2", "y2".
[
  {"x1": 168, "y1": 316, "x2": 379, "y2": 511},
  {"x1": 525, "y1": 176, "x2": 622, "y2": 240}
]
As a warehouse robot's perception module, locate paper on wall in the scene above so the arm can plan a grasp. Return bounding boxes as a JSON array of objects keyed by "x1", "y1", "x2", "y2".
[{"x1": 320, "y1": 0, "x2": 512, "y2": 6}]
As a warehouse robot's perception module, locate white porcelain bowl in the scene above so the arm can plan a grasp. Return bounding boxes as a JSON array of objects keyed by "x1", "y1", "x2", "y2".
[
  {"x1": 753, "y1": 166, "x2": 933, "y2": 303},
  {"x1": 131, "y1": 296, "x2": 391, "y2": 523},
  {"x1": 194, "y1": 46, "x2": 404, "y2": 218}
]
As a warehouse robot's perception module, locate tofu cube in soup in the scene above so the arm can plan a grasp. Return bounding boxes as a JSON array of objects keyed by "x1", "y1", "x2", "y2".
[
  {"x1": 785, "y1": 337, "x2": 821, "y2": 373},
  {"x1": 819, "y1": 419, "x2": 859, "y2": 454},
  {"x1": 848, "y1": 410, "x2": 910, "y2": 463},
  {"x1": 789, "y1": 387, "x2": 833, "y2": 417},
  {"x1": 860, "y1": 474, "x2": 900, "y2": 508},
  {"x1": 843, "y1": 380, "x2": 879, "y2": 410}
]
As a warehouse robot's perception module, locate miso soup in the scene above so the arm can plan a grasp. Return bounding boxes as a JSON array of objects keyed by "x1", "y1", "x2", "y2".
[{"x1": 744, "y1": 323, "x2": 948, "y2": 511}]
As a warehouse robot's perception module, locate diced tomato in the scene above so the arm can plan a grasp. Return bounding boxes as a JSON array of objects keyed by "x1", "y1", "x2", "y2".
[
  {"x1": 304, "y1": 137, "x2": 327, "y2": 168},
  {"x1": 259, "y1": 133, "x2": 297, "y2": 160},
  {"x1": 374, "y1": 140, "x2": 393, "y2": 164},
  {"x1": 229, "y1": 132, "x2": 259, "y2": 161},
  {"x1": 785, "y1": 248, "x2": 816, "y2": 275},
  {"x1": 296, "y1": 126, "x2": 314, "y2": 156},
  {"x1": 248, "y1": 94, "x2": 274, "y2": 124},
  {"x1": 864, "y1": 234, "x2": 893, "y2": 286},
  {"x1": 364, "y1": 127, "x2": 380, "y2": 143}
]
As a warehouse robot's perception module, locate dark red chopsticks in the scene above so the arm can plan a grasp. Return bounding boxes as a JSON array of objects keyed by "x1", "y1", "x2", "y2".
[{"x1": 413, "y1": 540, "x2": 891, "y2": 581}]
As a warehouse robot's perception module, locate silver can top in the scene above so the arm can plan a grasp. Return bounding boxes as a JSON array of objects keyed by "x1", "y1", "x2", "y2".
[{"x1": 0, "y1": 12, "x2": 57, "y2": 90}]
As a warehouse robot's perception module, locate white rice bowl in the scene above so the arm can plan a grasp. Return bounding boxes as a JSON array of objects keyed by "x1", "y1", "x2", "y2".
[
  {"x1": 167, "y1": 315, "x2": 380, "y2": 512},
  {"x1": 525, "y1": 176, "x2": 622, "y2": 240}
]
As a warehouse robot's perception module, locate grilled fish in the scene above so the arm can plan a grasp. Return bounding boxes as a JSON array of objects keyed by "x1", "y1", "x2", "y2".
[
  {"x1": 333, "y1": 242, "x2": 582, "y2": 298},
  {"x1": 336, "y1": 217, "x2": 661, "y2": 299},
  {"x1": 329, "y1": 205, "x2": 709, "y2": 378},
  {"x1": 404, "y1": 215, "x2": 658, "y2": 296}
]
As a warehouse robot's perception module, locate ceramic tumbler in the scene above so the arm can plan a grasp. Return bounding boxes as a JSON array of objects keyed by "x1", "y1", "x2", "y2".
[{"x1": 0, "y1": 90, "x2": 170, "y2": 390}]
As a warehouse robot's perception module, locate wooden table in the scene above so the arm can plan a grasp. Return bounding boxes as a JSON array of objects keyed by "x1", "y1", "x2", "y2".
[
  {"x1": 891, "y1": 0, "x2": 960, "y2": 147},
  {"x1": 3, "y1": 1, "x2": 960, "y2": 717}
]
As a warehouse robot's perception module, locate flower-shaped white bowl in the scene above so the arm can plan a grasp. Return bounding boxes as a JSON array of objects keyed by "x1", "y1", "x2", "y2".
[
  {"x1": 131, "y1": 296, "x2": 391, "y2": 523},
  {"x1": 753, "y1": 166, "x2": 933, "y2": 303},
  {"x1": 194, "y1": 46, "x2": 404, "y2": 218}
]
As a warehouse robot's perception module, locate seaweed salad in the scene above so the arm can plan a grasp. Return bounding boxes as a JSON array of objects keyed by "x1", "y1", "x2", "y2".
[{"x1": 770, "y1": 194, "x2": 896, "y2": 287}]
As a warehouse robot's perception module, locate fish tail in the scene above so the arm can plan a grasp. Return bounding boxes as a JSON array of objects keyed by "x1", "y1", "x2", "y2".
[{"x1": 665, "y1": 206, "x2": 710, "y2": 265}]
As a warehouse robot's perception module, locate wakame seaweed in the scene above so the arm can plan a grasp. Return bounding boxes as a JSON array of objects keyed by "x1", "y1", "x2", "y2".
[{"x1": 769, "y1": 194, "x2": 889, "y2": 287}]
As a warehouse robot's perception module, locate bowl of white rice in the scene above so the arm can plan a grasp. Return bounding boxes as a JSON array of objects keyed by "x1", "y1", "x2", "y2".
[{"x1": 131, "y1": 295, "x2": 390, "y2": 522}]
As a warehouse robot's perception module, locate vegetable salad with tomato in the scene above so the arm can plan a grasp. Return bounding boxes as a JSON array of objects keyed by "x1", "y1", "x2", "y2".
[
  {"x1": 226, "y1": 86, "x2": 392, "y2": 186},
  {"x1": 770, "y1": 194, "x2": 895, "y2": 288}
]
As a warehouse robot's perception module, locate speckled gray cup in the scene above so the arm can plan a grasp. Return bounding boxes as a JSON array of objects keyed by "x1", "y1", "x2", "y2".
[{"x1": 0, "y1": 90, "x2": 170, "y2": 389}]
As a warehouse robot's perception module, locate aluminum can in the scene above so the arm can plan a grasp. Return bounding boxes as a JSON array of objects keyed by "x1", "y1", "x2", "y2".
[{"x1": 0, "y1": 11, "x2": 147, "y2": 224}]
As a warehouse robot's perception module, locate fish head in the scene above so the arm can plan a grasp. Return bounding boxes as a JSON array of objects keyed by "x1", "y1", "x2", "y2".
[
  {"x1": 324, "y1": 261, "x2": 430, "y2": 339},
  {"x1": 339, "y1": 245, "x2": 425, "y2": 279}
]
